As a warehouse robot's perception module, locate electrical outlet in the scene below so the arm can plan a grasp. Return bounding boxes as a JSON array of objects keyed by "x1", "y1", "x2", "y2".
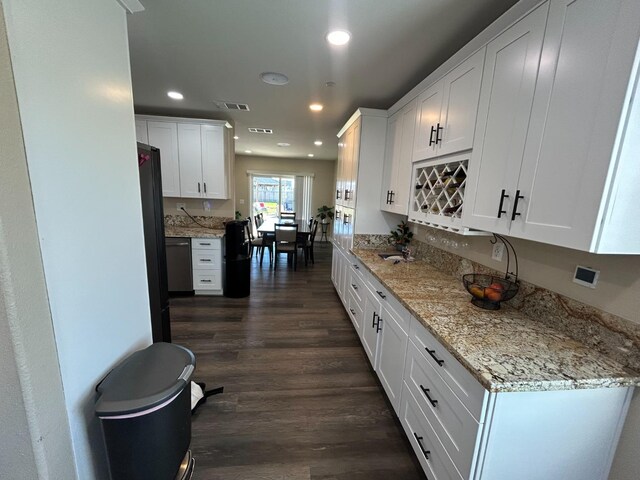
[
  {"x1": 239, "y1": 199, "x2": 245, "y2": 205},
  {"x1": 176, "y1": 202, "x2": 186, "y2": 211},
  {"x1": 492, "y1": 243, "x2": 505, "y2": 261},
  {"x1": 203, "y1": 200, "x2": 212, "y2": 211}
]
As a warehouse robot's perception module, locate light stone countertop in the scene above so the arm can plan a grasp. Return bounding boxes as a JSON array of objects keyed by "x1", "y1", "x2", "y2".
[
  {"x1": 351, "y1": 248, "x2": 640, "y2": 393},
  {"x1": 164, "y1": 225, "x2": 225, "y2": 239}
]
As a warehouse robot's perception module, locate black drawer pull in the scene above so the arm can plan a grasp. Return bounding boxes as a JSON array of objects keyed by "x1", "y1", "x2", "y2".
[
  {"x1": 376, "y1": 318, "x2": 382, "y2": 333},
  {"x1": 353, "y1": 264, "x2": 359, "y2": 270},
  {"x1": 425, "y1": 348, "x2": 444, "y2": 366},
  {"x1": 435, "y1": 122, "x2": 443, "y2": 144},
  {"x1": 349, "y1": 308, "x2": 355, "y2": 315},
  {"x1": 351, "y1": 283, "x2": 358, "y2": 290},
  {"x1": 372, "y1": 311, "x2": 379, "y2": 328},
  {"x1": 511, "y1": 190, "x2": 525, "y2": 221},
  {"x1": 420, "y1": 384, "x2": 438, "y2": 408},
  {"x1": 413, "y1": 433, "x2": 430, "y2": 459},
  {"x1": 428, "y1": 125, "x2": 436, "y2": 146},
  {"x1": 376, "y1": 290, "x2": 386, "y2": 299}
]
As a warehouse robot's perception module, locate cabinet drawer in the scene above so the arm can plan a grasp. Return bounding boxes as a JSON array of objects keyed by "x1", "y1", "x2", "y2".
[
  {"x1": 401, "y1": 385, "x2": 463, "y2": 480},
  {"x1": 349, "y1": 258, "x2": 366, "y2": 279},
  {"x1": 192, "y1": 238, "x2": 220, "y2": 250},
  {"x1": 347, "y1": 290, "x2": 363, "y2": 336},
  {"x1": 192, "y1": 250, "x2": 221, "y2": 270},
  {"x1": 193, "y1": 270, "x2": 221, "y2": 290},
  {"x1": 405, "y1": 341, "x2": 480, "y2": 477},
  {"x1": 367, "y1": 274, "x2": 410, "y2": 333},
  {"x1": 349, "y1": 267, "x2": 365, "y2": 303},
  {"x1": 410, "y1": 317, "x2": 486, "y2": 421}
]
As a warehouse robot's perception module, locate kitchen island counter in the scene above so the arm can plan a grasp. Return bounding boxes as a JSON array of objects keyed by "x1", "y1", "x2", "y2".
[{"x1": 351, "y1": 248, "x2": 639, "y2": 393}]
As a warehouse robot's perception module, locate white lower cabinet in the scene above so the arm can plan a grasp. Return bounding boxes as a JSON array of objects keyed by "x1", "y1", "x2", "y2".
[
  {"x1": 376, "y1": 303, "x2": 409, "y2": 414},
  {"x1": 334, "y1": 252, "x2": 633, "y2": 480},
  {"x1": 191, "y1": 237, "x2": 222, "y2": 295}
]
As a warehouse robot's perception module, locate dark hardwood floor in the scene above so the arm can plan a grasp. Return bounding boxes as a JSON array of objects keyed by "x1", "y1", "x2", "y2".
[{"x1": 171, "y1": 243, "x2": 426, "y2": 480}]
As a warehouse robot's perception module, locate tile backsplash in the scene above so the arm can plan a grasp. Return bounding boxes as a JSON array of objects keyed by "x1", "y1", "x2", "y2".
[{"x1": 164, "y1": 214, "x2": 232, "y2": 229}]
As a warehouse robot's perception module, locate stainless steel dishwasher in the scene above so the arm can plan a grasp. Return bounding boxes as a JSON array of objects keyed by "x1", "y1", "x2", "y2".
[{"x1": 165, "y1": 237, "x2": 193, "y2": 293}]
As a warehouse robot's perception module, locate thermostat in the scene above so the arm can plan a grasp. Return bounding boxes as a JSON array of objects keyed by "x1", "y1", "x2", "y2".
[{"x1": 573, "y1": 265, "x2": 599, "y2": 288}]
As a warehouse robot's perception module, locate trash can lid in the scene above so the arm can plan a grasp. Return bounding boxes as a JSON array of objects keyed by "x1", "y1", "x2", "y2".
[{"x1": 95, "y1": 343, "x2": 195, "y2": 417}]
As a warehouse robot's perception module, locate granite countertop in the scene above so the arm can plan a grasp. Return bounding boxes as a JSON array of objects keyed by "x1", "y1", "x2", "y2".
[
  {"x1": 351, "y1": 248, "x2": 640, "y2": 393},
  {"x1": 164, "y1": 225, "x2": 225, "y2": 239}
]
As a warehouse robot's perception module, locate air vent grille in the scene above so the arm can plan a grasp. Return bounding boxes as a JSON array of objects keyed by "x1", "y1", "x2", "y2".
[
  {"x1": 248, "y1": 127, "x2": 274, "y2": 134},
  {"x1": 214, "y1": 101, "x2": 250, "y2": 111}
]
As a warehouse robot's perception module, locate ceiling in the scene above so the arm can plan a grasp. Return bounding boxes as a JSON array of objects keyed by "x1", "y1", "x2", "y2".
[{"x1": 127, "y1": 0, "x2": 518, "y2": 160}]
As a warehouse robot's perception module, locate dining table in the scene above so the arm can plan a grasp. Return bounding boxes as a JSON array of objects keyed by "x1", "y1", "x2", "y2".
[{"x1": 256, "y1": 217, "x2": 312, "y2": 236}]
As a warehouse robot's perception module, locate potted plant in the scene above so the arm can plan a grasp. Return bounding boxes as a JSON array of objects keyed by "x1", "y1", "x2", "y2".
[
  {"x1": 389, "y1": 220, "x2": 414, "y2": 251},
  {"x1": 316, "y1": 205, "x2": 335, "y2": 224}
]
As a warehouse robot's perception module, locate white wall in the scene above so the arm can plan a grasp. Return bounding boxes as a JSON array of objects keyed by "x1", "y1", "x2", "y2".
[{"x1": 2, "y1": 0, "x2": 153, "y2": 478}]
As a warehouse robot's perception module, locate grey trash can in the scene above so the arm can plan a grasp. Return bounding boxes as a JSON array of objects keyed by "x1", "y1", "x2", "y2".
[{"x1": 95, "y1": 343, "x2": 195, "y2": 480}]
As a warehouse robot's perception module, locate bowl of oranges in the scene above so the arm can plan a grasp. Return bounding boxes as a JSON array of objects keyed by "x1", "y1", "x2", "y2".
[{"x1": 462, "y1": 274, "x2": 519, "y2": 310}]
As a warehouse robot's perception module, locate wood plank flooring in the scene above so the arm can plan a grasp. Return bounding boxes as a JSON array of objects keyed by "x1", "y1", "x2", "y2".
[{"x1": 171, "y1": 243, "x2": 426, "y2": 480}]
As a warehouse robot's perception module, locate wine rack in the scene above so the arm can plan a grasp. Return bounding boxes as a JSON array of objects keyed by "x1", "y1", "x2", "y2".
[{"x1": 409, "y1": 155, "x2": 487, "y2": 235}]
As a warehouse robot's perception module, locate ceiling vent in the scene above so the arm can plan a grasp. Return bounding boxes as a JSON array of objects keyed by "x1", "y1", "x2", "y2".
[
  {"x1": 214, "y1": 101, "x2": 250, "y2": 111},
  {"x1": 248, "y1": 127, "x2": 273, "y2": 134}
]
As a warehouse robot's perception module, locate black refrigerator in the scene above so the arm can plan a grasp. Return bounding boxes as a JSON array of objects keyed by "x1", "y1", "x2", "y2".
[{"x1": 138, "y1": 142, "x2": 171, "y2": 343}]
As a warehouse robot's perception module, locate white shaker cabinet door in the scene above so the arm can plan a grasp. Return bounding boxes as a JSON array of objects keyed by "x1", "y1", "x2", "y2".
[
  {"x1": 201, "y1": 124, "x2": 227, "y2": 199},
  {"x1": 380, "y1": 111, "x2": 401, "y2": 212},
  {"x1": 376, "y1": 304, "x2": 409, "y2": 415},
  {"x1": 412, "y1": 80, "x2": 443, "y2": 162},
  {"x1": 462, "y1": 2, "x2": 549, "y2": 234},
  {"x1": 437, "y1": 47, "x2": 485, "y2": 157},
  {"x1": 178, "y1": 123, "x2": 203, "y2": 198},
  {"x1": 362, "y1": 287, "x2": 381, "y2": 369},
  {"x1": 135, "y1": 120, "x2": 148, "y2": 144},
  {"x1": 392, "y1": 99, "x2": 418, "y2": 215},
  {"x1": 147, "y1": 121, "x2": 180, "y2": 197},
  {"x1": 509, "y1": 0, "x2": 640, "y2": 250}
]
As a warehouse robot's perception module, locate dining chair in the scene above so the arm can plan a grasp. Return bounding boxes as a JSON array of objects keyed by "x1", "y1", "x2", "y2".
[
  {"x1": 308, "y1": 218, "x2": 314, "y2": 230},
  {"x1": 245, "y1": 218, "x2": 271, "y2": 266},
  {"x1": 254, "y1": 215, "x2": 263, "y2": 237},
  {"x1": 299, "y1": 220, "x2": 318, "y2": 266},
  {"x1": 280, "y1": 211, "x2": 296, "y2": 220},
  {"x1": 274, "y1": 223, "x2": 298, "y2": 271}
]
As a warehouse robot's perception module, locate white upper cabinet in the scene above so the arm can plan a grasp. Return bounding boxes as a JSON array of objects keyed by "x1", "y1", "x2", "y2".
[
  {"x1": 135, "y1": 120, "x2": 148, "y2": 144},
  {"x1": 201, "y1": 124, "x2": 227, "y2": 199},
  {"x1": 464, "y1": 0, "x2": 640, "y2": 253},
  {"x1": 382, "y1": 99, "x2": 418, "y2": 215},
  {"x1": 178, "y1": 123, "x2": 203, "y2": 198},
  {"x1": 147, "y1": 121, "x2": 180, "y2": 197},
  {"x1": 138, "y1": 116, "x2": 231, "y2": 199},
  {"x1": 463, "y1": 2, "x2": 549, "y2": 235},
  {"x1": 413, "y1": 49, "x2": 485, "y2": 162}
]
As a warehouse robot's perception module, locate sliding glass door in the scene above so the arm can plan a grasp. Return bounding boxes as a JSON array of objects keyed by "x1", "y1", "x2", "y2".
[{"x1": 251, "y1": 175, "x2": 295, "y2": 218}]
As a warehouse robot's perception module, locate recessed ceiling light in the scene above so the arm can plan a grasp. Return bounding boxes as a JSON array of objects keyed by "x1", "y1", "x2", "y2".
[
  {"x1": 308, "y1": 153, "x2": 314, "y2": 157},
  {"x1": 277, "y1": 142, "x2": 291, "y2": 147},
  {"x1": 314, "y1": 140, "x2": 323, "y2": 146},
  {"x1": 245, "y1": 150, "x2": 252, "y2": 154},
  {"x1": 233, "y1": 136, "x2": 239, "y2": 140},
  {"x1": 167, "y1": 91, "x2": 183, "y2": 100},
  {"x1": 260, "y1": 72, "x2": 289, "y2": 86},
  {"x1": 326, "y1": 30, "x2": 351, "y2": 46},
  {"x1": 309, "y1": 103, "x2": 323, "y2": 112}
]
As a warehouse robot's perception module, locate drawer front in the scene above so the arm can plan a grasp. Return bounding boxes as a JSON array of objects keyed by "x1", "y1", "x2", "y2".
[
  {"x1": 349, "y1": 267, "x2": 365, "y2": 303},
  {"x1": 405, "y1": 341, "x2": 480, "y2": 476},
  {"x1": 366, "y1": 274, "x2": 411, "y2": 334},
  {"x1": 410, "y1": 317, "x2": 486, "y2": 421},
  {"x1": 347, "y1": 290, "x2": 363, "y2": 336},
  {"x1": 400, "y1": 384, "x2": 463, "y2": 480},
  {"x1": 192, "y1": 238, "x2": 221, "y2": 250},
  {"x1": 349, "y1": 258, "x2": 366, "y2": 280},
  {"x1": 192, "y1": 250, "x2": 221, "y2": 270},
  {"x1": 194, "y1": 270, "x2": 221, "y2": 290}
]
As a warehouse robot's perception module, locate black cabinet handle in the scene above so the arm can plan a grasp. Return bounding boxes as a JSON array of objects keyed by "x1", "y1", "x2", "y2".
[
  {"x1": 336, "y1": 189, "x2": 341, "y2": 199},
  {"x1": 435, "y1": 123, "x2": 443, "y2": 144},
  {"x1": 350, "y1": 308, "x2": 356, "y2": 315},
  {"x1": 376, "y1": 317, "x2": 382, "y2": 333},
  {"x1": 198, "y1": 182, "x2": 201, "y2": 193},
  {"x1": 497, "y1": 189, "x2": 509, "y2": 218},
  {"x1": 420, "y1": 384, "x2": 438, "y2": 408},
  {"x1": 353, "y1": 264, "x2": 359, "y2": 270},
  {"x1": 372, "y1": 311, "x2": 379, "y2": 328},
  {"x1": 204, "y1": 182, "x2": 207, "y2": 194},
  {"x1": 344, "y1": 189, "x2": 349, "y2": 200},
  {"x1": 389, "y1": 191, "x2": 395, "y2": 204},
  {"x1": 351, "y1": 283, "x2": 358, "y2": 290},
  {"x1": 428, "y1": 125, "x2": 436, "y2": 146},
  {"x1": 511, "y1": 190, "x2": 524, "y2": 221},
  {"x1": 413, "y1": 433, "x2": 430, "y2": 459},
  {"x1": 425, "y1": 347, "x2": 444, "y2": 366},
  {"x1": 376, "y1": 290, "x2": 386, "y2": 299}
]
